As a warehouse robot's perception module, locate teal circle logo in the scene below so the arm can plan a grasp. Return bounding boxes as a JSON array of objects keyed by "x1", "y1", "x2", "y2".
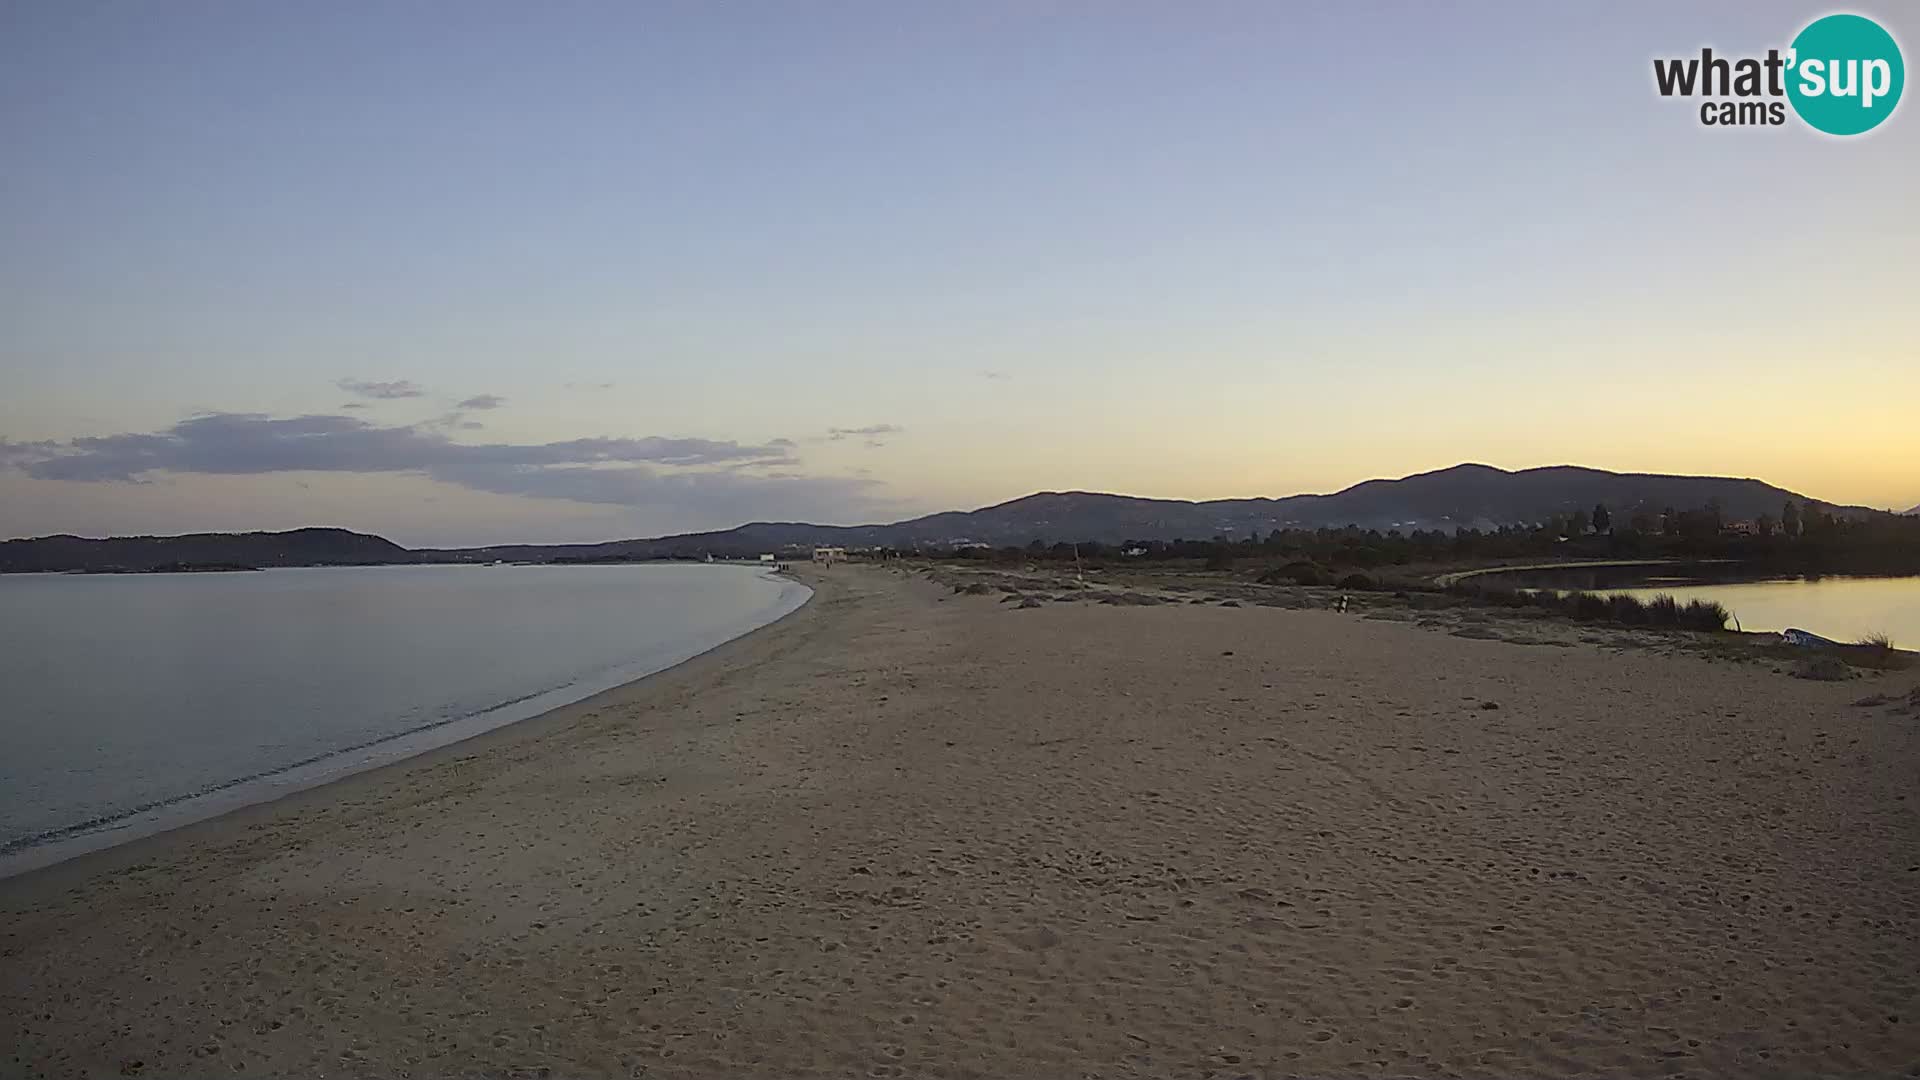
[{"x1": 1786, "y1": 14, "x2": 1904, "y2": 135}]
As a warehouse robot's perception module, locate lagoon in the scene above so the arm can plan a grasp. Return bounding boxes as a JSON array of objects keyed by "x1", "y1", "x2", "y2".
[
  {"x1": 1604, "y1": 575, "x2": 1920, "y2": 644},
  {"x1": 1474, "y1": 562, "x2": 1919, "y2": 644}
]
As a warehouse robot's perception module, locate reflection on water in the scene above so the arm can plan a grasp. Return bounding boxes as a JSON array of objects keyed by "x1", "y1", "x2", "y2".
[
  {"x1": 1481, "y1": 563, "x2": 1919, "y2": 644},
  {"x1": 1604, "y1": 576, "x2": 1920, "y2": 643}
]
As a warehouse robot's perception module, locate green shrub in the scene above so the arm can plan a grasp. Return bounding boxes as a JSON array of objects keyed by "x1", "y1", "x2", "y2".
[
  {"x1": 1646, "y1": 594, "x2": 1680, "y2": 626},
  {"x1": 1571, "y1": 591, "x2": 1610, "y2": 620},
  {"x1": 1337, "y1": 572, "x2": 1375, "y2": 590},
  {"x1": 1679, "y1": 599, "x2": 1730, "y2": 631},
  {"x1": 1794, "y1": 656, "x2": 1851, "y2": 681},
  {"x1": 1446, "y1": 583, "x2": 1729, "y2": 634},
  {"x1": 1261, "y1": 561, "x2": 1328, "y2": 586},
  {"x1": 1479, "y1": 584, "x2": 1519, "y2": 606},
  {"x1": 1838, "y1": 641, "x2": 1911, "y2": 671},
  {"x1": 1605, "y1": 594, "x2": 1649, "y2": 624}
]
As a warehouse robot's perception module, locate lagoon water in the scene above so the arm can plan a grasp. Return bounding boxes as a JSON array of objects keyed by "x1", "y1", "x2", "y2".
[
  {"x1": 1477, "y1": 563, "x2": 1920, "y2": 646},
  {"x1": 0, "y1": 563, "x2": 808, "y2": 875},
  {"x1": 1605, "y1": 575, "x2": 1920, "y2": 645}
]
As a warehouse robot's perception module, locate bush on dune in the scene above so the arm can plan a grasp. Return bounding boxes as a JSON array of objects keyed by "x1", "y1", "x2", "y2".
[
  {"x1": 1260, "y1": 561, "x2": 1329, "y2": 586},
  {"x1": 1478, "y1": 584, "x2": 1520, "y2": 606},
  {"x1": 1795, "y1": 656, "x2": 1852, "y2": 681},
  {"x1": 1523, "y1": 588, "x2": 1563, "y2": 610},
  {"x1": 1570, "y1": 591, "x2": 1610, "y2": 621},
  {"x1": 1605, "y1": 593, "x2": 1649, "y2": 624},
  {"x1": 1679, "y1": 599, "x2": 1730, "y2": 631},
  {"x1": 1646, "y1": 594, "x2": 1681, "y2": 627}
]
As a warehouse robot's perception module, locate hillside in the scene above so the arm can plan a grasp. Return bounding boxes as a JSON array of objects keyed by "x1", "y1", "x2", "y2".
[
  {"x1": 7, "y1": 465, "x2": 1874, "y2": 569},
  {"x1": 0, "y1": 528, "x2": 412, "y2": 573},
  {"x1": 432, "y1": 463, "x2": 1863, "y2": 559}
]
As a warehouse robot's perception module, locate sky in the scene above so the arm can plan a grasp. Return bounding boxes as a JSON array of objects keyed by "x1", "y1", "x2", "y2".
[{"x1": 2, "y1": 1, "x2": 1915, "y2": 546}]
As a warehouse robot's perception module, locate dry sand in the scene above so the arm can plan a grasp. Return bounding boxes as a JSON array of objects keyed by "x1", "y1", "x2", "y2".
[{"x1": 3, "y1": 565, "x2": 1917, "y2": 1078}]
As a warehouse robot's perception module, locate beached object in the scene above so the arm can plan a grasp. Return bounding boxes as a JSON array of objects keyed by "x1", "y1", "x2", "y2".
[{"x1": 1781, "y1": 628, "x2": 1841, "y2": 648}]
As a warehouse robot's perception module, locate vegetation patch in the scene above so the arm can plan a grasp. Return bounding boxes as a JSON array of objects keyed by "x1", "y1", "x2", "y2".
[
  {"x1": 1443, "y1": 581, "x2": 1730, "y2": 633},
  {"x1": 1259, "y1": 561, "x2": 1330, "y2": 587},
  {"x1": 1794, "y1": 657, "x2": 1853, "y2": 681}
]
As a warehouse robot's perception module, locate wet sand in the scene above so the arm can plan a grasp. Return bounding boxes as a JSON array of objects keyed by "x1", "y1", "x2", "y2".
[{"x1": 4, "y1": 565, "x2": 1917, "y2": 1078}]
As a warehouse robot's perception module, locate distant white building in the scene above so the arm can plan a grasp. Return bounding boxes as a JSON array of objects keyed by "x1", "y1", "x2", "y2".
[
  {"x1": 812, "y1": 546, "x2": 847, "y2": 565},
  {"x1": 758, "y1": 553, "x2": 776, "y2": 563}
]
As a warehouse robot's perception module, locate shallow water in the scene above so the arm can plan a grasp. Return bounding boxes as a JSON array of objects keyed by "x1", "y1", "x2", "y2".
[
  {"x1": 1602, "y1": 575, "x2": 1920, "y2": 644},
  {"x1": 0, "y1": 563, "x2": 807, "y2": 875}
]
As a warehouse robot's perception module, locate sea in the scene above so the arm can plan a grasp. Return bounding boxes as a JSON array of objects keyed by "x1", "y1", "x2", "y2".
[{"x1": 0, "y1": 563, "x2": 808, "y2": 877}]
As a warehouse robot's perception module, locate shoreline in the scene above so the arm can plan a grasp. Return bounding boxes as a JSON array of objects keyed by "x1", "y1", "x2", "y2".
[
  {"x1": 5, "y1": 564, "x2": 1915, "y2": 1077},
  {"x1": 0, "y1": 568, "x2": 824, "y2": 898}
]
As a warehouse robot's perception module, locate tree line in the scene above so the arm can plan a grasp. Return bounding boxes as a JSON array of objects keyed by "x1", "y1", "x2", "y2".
[{"x1": 942, "y1": 499, "x2": 1920, "y2": 575}]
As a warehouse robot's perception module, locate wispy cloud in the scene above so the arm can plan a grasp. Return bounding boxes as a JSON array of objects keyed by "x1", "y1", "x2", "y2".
[
  {"x1": 0, "y1": 412, "x2": 891, "y2": 520},
  {"x1": 9, "y1": 413, "x2": 788, "y2": 479},
  {"x1": 827, "y1": 424, "x2": 904, "y2": 444},
  {"x1": 456, "y1": 394, "x2": 506, "y2": 410},
  {"x1": 430, "y1": 461, "x2": 879, "y2": 517},
  {"x1": 337, "y1": 378, "x2": 427, "y2": 400},
  {"x1": 0, "y1": 438, "x2": 59, "y2": 468},
  {"x1": 420, "y1": 410, "x2": 486, "y2": 432}
]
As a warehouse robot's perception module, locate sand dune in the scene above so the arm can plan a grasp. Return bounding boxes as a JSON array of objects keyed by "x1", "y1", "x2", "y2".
[{"x1": 4, "y1": 565, "x2": 1917, "y2": 1078}]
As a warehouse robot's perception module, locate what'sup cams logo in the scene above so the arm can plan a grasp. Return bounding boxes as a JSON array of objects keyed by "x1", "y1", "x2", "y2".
[{"x1": 1654, "y1": 12, "x2": 1904, "y2": 134}]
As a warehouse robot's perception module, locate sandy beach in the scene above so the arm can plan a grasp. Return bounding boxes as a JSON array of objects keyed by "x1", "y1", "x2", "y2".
[{"x1": 4, "y1": 564, "x2": 1917, "y2": 1078}]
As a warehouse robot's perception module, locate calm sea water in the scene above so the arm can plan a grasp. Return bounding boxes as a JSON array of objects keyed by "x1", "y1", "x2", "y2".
[{"x1": 0, "y1": 563, "x2": 808, "y2": 876}]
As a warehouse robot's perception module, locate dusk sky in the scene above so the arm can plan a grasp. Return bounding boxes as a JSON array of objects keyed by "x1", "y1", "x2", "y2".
[{"x1": 3, "y1": 2, "x2": 1915, "y2": 546}]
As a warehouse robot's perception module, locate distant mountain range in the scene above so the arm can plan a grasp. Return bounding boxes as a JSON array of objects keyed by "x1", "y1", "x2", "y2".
[
  {"x1": 428, "y1": 463, "x2": 1866, "y2": 561},
  {"x1": 2, "y1": 463, "x2": 1874, "y2": 573}
]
